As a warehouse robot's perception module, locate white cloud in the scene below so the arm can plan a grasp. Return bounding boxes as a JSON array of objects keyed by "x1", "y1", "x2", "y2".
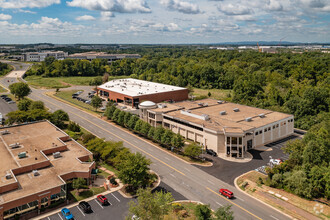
[
  {"x1": 76, "y1": 15, "x2": 96, "y2": 21},
  {"x1": 161, "y1": 0, "x2": 201, "y2": 14},
  {"x1": 67, "y1": 0, "x2": 151, "y2": 13},
  {"x1": 100, "y1": 11, "x2": 114, "y2": 21},
  {"x1": 299, "y1": 0, "x2": 330, "y2": 12},
  {"x1": 0, "y1": 0, "x2": 60, "y2": 9},
  {"x1": 265, "y1": 0, "x2": 283, "y2": 11},
  {"x1": 218, "y1": 3, "x2": 253, "y2": 15},
  {"x1": 0, "y1": 13, "x2": 11, "y2": 20}
]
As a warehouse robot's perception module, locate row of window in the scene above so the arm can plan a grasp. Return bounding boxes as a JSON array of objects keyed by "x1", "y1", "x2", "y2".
[
  {"x1": 226, "y1": 137, "x2": 243, "y2": 145},
  {"x1": 163, "y1": 116, "x2": 204, "y2": 131},
  {"x1": 254, "y1": 119, "x2": 293, "y2": 136}
]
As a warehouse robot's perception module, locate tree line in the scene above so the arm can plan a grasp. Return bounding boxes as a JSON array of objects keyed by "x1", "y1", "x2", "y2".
[{"x1": 0, "y1": 62, "x2": 12, "y2": 76}]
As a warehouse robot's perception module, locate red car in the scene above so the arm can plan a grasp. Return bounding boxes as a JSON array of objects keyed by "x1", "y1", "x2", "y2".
[
  {"x1": 219, "y1": 189, "x2": 234, "y2": 199},
  {"x1": 97, "y1": 195, "x2": 108, "y2": 205}
]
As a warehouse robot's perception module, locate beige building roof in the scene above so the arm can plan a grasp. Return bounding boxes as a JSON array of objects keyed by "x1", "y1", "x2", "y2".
[
  {"x1": 164, "y1": 100, "x2": 293, "y2": 133},
  {"x1": 0, "y1": 121, "x2": 94, "y2": 204}
]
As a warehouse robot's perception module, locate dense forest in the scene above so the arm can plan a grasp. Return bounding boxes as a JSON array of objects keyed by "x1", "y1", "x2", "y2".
[
  {"x1": 0, "y1": 62, "x2": 12, "y2": 76},
  {"x1": 26, "y1": 49, "x2": 330, "y2": 131}
]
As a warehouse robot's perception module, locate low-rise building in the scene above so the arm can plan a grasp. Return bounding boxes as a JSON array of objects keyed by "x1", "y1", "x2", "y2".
[
  {"x1": 97, "y1": 78, "x2": 189, "y2": 108},
  {"x1": 0, "y1": 121, "x2": 95, "y2": 219},
  {"x1": 139, "y1": 99, "x2": 294, "y2": 158},
  {"x1": 23, "y1": 51, "x2": 68, "y2": 62},
  {"x1": 67, "y1": 52, "x2": 141, "y2": 62}
]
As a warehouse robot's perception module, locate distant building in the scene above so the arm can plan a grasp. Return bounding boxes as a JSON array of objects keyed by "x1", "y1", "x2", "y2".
[
  {"x1": 0, "y1": 121, "x2": 95, "y2": 219},
  {"x1": 97, "y1": 78, "x2": 189, "y2": 108},
  {"x1": 67, "y1": 51, "x2": 141, "y2": 62},
  {"x1": 140, "y1": 99, "x2": 294, "y2": 158},
  {"x1": 23, "y1": 51, "x2": 68, "y2": 62}
]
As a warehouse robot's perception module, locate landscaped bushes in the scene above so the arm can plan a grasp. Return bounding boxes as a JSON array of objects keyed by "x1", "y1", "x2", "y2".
[{"x1": 104, "y1": 104, "x2": 185, "y2": 154}]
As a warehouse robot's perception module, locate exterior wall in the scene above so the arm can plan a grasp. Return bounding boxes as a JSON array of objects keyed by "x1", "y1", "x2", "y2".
[
  {"x1": 12, "y1": 160, "x2": 51, "y2": 176},
  {"x1": 0, "y1": 182, "x2": 19, "y2": 194}
]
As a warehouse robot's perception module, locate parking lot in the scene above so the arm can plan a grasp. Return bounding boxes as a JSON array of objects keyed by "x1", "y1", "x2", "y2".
[
  {"x1": 0, "y1": 95, "x2": 17, "y2": 118},
  {"x1": 41, "y1": 182, "x2": 186, "y2": 220},
  {"x1": 196, "y1": 134, "x2": 300, "y2": 185}
]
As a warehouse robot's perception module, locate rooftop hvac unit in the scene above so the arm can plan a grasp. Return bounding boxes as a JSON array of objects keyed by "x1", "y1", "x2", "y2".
[
  {"x1": 202, "y1": 114, "x2": 210, "y2": 121},
  {"x1": 233, "y1": 108, "x2": 239, "y2": 112},
  {"x1": 245, "y1": 117, "x2": 252, "y2": 122},
  {"x1": 32, "y1": 170, "x2": 40, "y2": 176},
  {"x1": 203, "y1": 103, "x2": 208, "y2": 107},
  {"x1": 1, "y1": 130, "x2": 10, "y2": 135},
  {"x1": 5, "y1": 173, "x2": 12, "y2": 179},
  {"x1": 9, "y1": 143, "x2": 20, "y2": 149},
  {"x1": 53, "y1": 152, "x2": 61, "y2": 158},
  {"x1": 220, "y1": 111, "x2": 226, "y2": 115},
  {"x1": 259, "y1": 113, "x2": 265, "y2": 118},
  {"x1": 217, "y1": 100, "x2": 224, "y2": 104},
  {"x1": 18, "y1": 152, "x2": 27, "y2": 159},
  {"x1": 198, "y1": 103, "x2": 203, "y2": 106}
]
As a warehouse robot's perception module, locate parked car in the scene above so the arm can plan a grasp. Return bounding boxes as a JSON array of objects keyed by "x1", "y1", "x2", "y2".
[
  {"x1": 61, "y1": 208, "x2": 74, "y2": 220},
  {"x1": 7, "y1": 101, "x2": 15, "y2": 104},
  {"x1": 5, "y1": 98, "x2": 12, "y2": 102},
  {"x1": 85, "y1": 100, "x2": 91, "y2": 104},
  {"x1": 270, "y1": 158, "x2": 283, "y2": 165},
  {"x1": 97, "y1": 195, "x2": 108, "y2": 205},
  {"x1": 77, "y1": 91, "x2": 83, "y2": 95},
  {"x1": 80, "y1": 99, "x2": 86, "y2": 102},
  {"x1": 79, "y1": 201, "x2": 92, "y2": 213},
  {"x1": 77, "y1": 97, "x2": 82, "y2": 101},
  {"x1": 100, "y1": 107, "x2": 106, "y2": 111},
  {"x1": 206, "y1": 149, "x2": 217, "y2": 157},
  {"x1": 0, "y1": 95, "x2": 7, "y2": 98},
  {"x1": 219, "y1": 189, "x2": 234, "y2": 199}
]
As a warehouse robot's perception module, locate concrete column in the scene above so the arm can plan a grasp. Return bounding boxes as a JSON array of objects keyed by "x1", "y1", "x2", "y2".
[{"x1": 47, "y1": 196, "x2": 51, "y2": 206}]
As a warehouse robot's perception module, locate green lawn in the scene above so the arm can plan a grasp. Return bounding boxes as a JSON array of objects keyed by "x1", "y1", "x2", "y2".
[
  {"x1": 70, "y1": 187, "x2": 106, "y2": 201},
  {"x1": 193, "y1": 88, "x2": 232, "y2": 101},
  {"x1": 0, "y1": 85, "x2": 7, "y2": 93}
]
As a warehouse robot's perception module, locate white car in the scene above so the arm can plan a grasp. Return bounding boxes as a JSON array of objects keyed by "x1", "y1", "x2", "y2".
[{"x1": 270, "y1": 159, "x2": 283, "y2": 165}]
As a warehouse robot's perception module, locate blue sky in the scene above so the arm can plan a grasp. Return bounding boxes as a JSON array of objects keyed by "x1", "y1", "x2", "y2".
[{"x1": 0, "y1": 0, "x2": 329, "y2": 44}]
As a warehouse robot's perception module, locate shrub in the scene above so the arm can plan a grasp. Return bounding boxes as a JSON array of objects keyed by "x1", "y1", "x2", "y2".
[
  {"x1": 81, "y1": 133, "x2": 96, "y2": 144},
  {"x1": 194, "y1": 204, "x2": 212, "y2": 220},
  {"x1": 110, "y1": 177, "x2": 118, "y2": 185},
  {"x1": 68, "y1": 121, "x2": 81, "y2": 132}
]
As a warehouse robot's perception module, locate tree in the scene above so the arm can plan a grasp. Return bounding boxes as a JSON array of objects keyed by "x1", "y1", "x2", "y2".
[
  {"x1": 140, "y1": 121, "x2": 151, "y2": 136},
  {"x1": 117, "y1": 152, "x2": 151, "y2": 190},
  {"x1": 171, "y1": 133, "x2": 184, "y2": 149},
  {"x1": 17, "y1": 99, "x2": 32, "y2": 111},
  {"x1": 91, "y1": 95, "x2": 103, "y2": 111},
  {"x1": 112, "y1": 109, "x2": 121, "y2": 122},
  {"x1": 128, "y1": 115, "x2": 139, "y2": 130},
  {"x1": 9, "y1": 82, "x2": 31, "y2": 100},
  {"x1": 184, "y1": 143, "x2": 202, "y2": 158},
  {"x1": 105, "y1": 105, "x2": 117, "y2": 119},
  {"x1": 117, "y1": 111, "x2": 126, "y2": 125},
  {"x1": 30, "y1": 101, "x2": 45, "y2": 110},
  {"x1": 51, "y1": 110, "x2": 69, "y2": 128},
  {"x1": 194, "y1": 204, "x2": 212, "y2": 220},
  {"x1": 124, "y1": 112, "x2": 132, "y2": 126},
  {"x1": 208, "y1": 91, "x2": 211, "y2": 97},
  {"x1": 68, "y1": 121, "x2": 81, "y2": 132},
  {"x1": 128, "y1": 188, "x2": 174, "y2": 220},
  {"x1": 103, "y1": 73, "x2": 109, "y2": 83},
  {"x1": 154, "y1": 127, "x2": 165, "y2": 142},
  {"x1": 148, "y1": 126, "x2": 155, "y2": 138},
  {"x1": 161, "y1": 129, "x2": 173, "y2": 145},
  {"x1": 72, "y1": 178, "x2": 87, "y2": 195},
  {"x1": 214, "y1": 205, "x2": 234, "y2": 220},
  {"x1": 134, "y1": 120, "x2": 144, "y2": 132}
]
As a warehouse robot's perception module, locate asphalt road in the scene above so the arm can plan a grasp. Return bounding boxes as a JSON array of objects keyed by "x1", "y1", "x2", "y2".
[{"x1": 1, "y1": 61, "x2": 291, "y2": 220}]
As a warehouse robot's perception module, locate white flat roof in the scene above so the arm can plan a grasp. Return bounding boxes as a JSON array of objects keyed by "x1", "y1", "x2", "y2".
[{"x1": 98, "y1": 78, "x2": 187, "y2": 97}]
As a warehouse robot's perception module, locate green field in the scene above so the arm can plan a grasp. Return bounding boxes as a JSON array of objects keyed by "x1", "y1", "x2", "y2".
[{"x1": 192, "y1": 88, "x2": 232, "y2": 101}]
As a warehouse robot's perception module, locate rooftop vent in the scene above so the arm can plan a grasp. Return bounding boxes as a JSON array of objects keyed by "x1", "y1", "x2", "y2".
[
  {"x1": 198, "y1": 103, "x2": 203, "y2": 106},
  {"x1": 220, "y1": 111, "x2": 226, "y2": 115},
  {"x1": 202, "y1": 114, "x2": 210, "y2": 121},
  {"x1": 5, "y1": 173, "x2": 12, "y2": 179},
  {"x1": 9, "y1": 143, "x2": 20, "y2": 149},
  {"x1": 53, "y1": 152, "x2": 61, "y2": 158},
  {"x1": 18, "y1": 152, "x2": 26, "y2": 159},
  {"x1": 245, "y1": 117, "x2": 252, "y2": 122},
  {"x1": 259, "y1": 113, "x2": 265, "y2": 118},
  {"x1": 203, "y1": 103, "x2": 208, "y2": 107},
  {"x1": 32, "y1": 170, "x2": 40, "y2": 176},
  {"x1": 217, "y1": 100, "x2": 224, "y2": 104},
  {"x1": 233, "y1": 108, "x2": 239, "y2": 112},
  {"x1": 1, "y1": 130, "x2": 10, "y2": 135}
]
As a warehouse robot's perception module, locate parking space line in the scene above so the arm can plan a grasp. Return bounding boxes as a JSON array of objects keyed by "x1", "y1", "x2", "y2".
[
  {"x1": 95, "y1": 199, "x2": 104, "y2": 209},
  {"x1": 170, "y1": 173, "x2": 176, "y2": 178},
  {"x1": 216, "y1": 202, "x2": 223, "y2": 207},
  {"x1": 111, "y1": 193, "x2": 121, "y2": 202},
  {"x1": 58, "y1": 213, "x2": 63, "y2": 220},
  {"x1": 270, "y1": 215, "x2": 279, "y2": 220},
  {"x1": 77, "y1": 206, "x2": 85, "y2": 216}
]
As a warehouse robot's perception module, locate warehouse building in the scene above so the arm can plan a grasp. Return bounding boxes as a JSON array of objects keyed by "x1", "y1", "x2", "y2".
[
  {"x1": 139, "y1": 99, "x2": 294, "y2": 158},
  {"x1": 97, "y1": 78, "x2": 189, "y2": 108},
  {"x1": 0, "y1": 121, "x2": 95, "y2": 219},
  {"x1": 23, "y1": 51, "x2": 68, "y2": 62}
]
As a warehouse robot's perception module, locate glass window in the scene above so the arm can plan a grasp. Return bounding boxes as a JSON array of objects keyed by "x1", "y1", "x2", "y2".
[
  {"x1": 268, "y1": 127, "x2": 271, "y2": 131},
  {"x1": 264, "y1": 128, "x2": 267, "y2": 132},
  {"x1": 227, "y1": 137, "x2": 230, "y2": 144},
  {"x1": 239, "y1": 137, "x2": 242, "y2": 145},
  {"x1": 276, "y1": 124, "x2": 279, "y2": 128},
  {"x1": 232, "y1": 137, "x2": 237, "y2": 145},
  {"x1": 273, "y1": 125, "x2": 275, "y2": 129},
  {"x1": 255, "y1": 132, "x2": 258, "y2": 136},
  {"x1": 259, "y1": 130, "x2": 263, "y2": 134}
]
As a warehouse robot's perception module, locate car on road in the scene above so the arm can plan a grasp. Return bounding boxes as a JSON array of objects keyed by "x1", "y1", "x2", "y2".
[
  {"x1": 61, "y1": 208, "x2": 74, "y2": 220},
  {"x1": 206, "y1": 149, "x2": 217, "y2": 157},
  {"x1": 219, "y1": 188, "x2": 234, "y2": 199},
  {"x1": 79, "y1": 201, "x2": 92, "y2": 213},
  {"x1": 97, "y1": 194, "x2": 108, "y2": 205},
  {"x1": 7, "y1": 101, "x2": 15, "y2": 104}
]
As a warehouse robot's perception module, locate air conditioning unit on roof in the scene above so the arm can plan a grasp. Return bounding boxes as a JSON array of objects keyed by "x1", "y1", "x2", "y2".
[
  {"x1": 233, "y1": 108, "x2": 239, "y2": 112},
  {"x1": 220, "y1": 111, "x2": 226, "y2": 115},
  {"x1": 259, "y1": 113, "x2": 265, "y2": 118},
  {"x1": 245, "y1": 117, "x2": 252, "y2": 122},
  {"x1": 32, "y1": 170, "x2": 40, "y2": 176}
]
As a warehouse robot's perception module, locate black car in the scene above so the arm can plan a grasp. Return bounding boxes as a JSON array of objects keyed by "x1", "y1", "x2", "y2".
[
  {"x1": 78, "y1": 201, "x2": 92, "y2": 213},
  {"x1": 0, "y1": 95, "x2": 7, "y2": 98},
  {"x1": 4, "y1": 98, "x2": 12, "y2": 102},
  {"x1": 206, "y1": 149, "x2": 217, "y2": 157}
]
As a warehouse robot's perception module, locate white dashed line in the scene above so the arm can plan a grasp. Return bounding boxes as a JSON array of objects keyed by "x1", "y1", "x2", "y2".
[
  {"x1": 164, "y1": 156, "x2": 171, "y2": 161},
  {"x1": 184, "y1": 167, "x2": 191, "y2": 172},
  {"x1": 77, "y1": 206, "x2": 85, "y2": 216},
  {"x1": 58, "y1": 213, "x2": 63, "y2": 220},
  {"x1": 236, "y1": 197, "x2": 244, "y2": 201},
  {"x1": 112, "y1": 193, "x2": 121, "y2": 202},
  {"x1": 95, "y1": 199, "x2": 104, "y2": 209},
  {"x1": 207, "y1": 180, "x2": 215, "y2": 185},
  {"x1": 270, "y1": 215, "x2": 279, "y2": 220},
  {"x1": 216, "y1": 202, "x2": 223, "y2": 207},
  {"x1": 170, "y1": 173, "x2": 176, "y2": 178}
]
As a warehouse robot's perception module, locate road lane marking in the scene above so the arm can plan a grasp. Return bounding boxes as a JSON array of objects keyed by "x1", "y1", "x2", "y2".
[
  {"x1": 170, "y1": 173, "x2": 176, "y2": 178},
  {"x1": 206, "y1": 187, "x2": 262, "y2": 220},
  {"x1": 111, "y1": 193, "x2": 121, "y2": 202},
  {"x1": 184, "y1": 167, "x2": 191, "y2": 172},
  {"x1": 164, "y1": 156, "x2": 171, "y2": 161},
  {"x1": 95, "y1": 199, "x2": 104, "y2": 209},
  {"x1": 33, "y1": 93, "x2": 186, "y2": 177},
  {"x1": 77, "y1": 206, "x2": 85, "y2": 216},
  {"x1": 207, "y1": 180, "x2": 215, "y2": 185},
  {"x1": 216, "y1": 202, "x2": 223, "y2": 207},
  {"x1": 236, "y1": 197, "x2": 244, "y2": 202},
  {"x1": 270, "y1": 215, "x2": 279, "y2": 220},
  {"x1": 58, "y1": 213, "x2": 63, "y2": 220}
]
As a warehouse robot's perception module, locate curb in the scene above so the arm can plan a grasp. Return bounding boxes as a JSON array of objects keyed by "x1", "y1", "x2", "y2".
[{"x1": 234, "y1": 171, "x2": 294, "y2": 220}]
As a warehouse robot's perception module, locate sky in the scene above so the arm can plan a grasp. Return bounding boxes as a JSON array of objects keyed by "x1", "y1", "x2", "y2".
[{"x1": 0, "y1": 0, "x2": 329, "y2": 44}]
